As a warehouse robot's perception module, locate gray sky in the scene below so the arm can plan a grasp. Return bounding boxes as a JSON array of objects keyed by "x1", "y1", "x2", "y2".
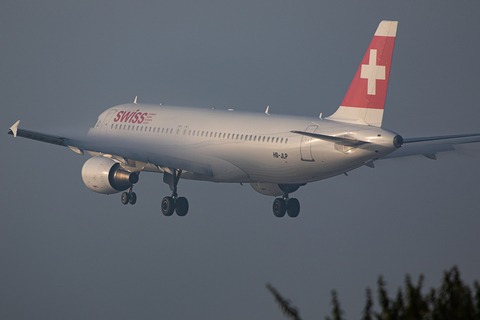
[{"x1": 2, "y1": 1, "x2": 480, "y2": 319}]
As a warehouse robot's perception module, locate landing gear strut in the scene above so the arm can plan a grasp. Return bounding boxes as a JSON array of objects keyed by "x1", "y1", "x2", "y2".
[
  {"x1": 272, "y1": 194, "x2": 300, "y2": 218},
  {"x1": 161, "y1": 169, "x2": 189, "y2": 216},
  {"x1": 121, "y1": 186, "x2": 137, "y2": 205}
]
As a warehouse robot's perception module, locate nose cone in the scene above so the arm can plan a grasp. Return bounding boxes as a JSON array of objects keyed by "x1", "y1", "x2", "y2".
[{"x1": 393, "y1": 135, "x2": 404, "y2": 148}]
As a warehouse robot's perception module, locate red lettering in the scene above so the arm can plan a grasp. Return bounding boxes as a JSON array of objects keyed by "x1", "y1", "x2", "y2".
[
  {"x1": 113, "y1": 111, "x2": 123, "y2": 122},
  {"x1": 138, "y1": 113, "x2": 147, "y2": 124},
  {"x1": 129, "y1": 110, "x2": 140, "y2": 123},
  {"x1": 132, "y1": 112, "x2": 139, "y2": 123},
  {"x1": 120, "y1": 111, "x2": 132, "y2": 122}
]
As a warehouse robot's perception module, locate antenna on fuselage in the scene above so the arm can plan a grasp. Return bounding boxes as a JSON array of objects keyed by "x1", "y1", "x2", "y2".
[
  {"x1": 134, "y1": 96, "x2": 138, "y2": 104},
  {"x1": 265, "y1": 106, "x2": 270, "y2": 115}
]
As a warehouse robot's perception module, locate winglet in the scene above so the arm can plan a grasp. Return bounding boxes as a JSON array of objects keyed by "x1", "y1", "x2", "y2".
[{"x1": 9, "y1": 120, "x2": 20, "y2": 137}]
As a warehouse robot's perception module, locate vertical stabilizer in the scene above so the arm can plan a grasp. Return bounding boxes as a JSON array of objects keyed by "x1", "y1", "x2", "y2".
[{"x1": 327, "y1": 21, "x2": 397, "y2": 127}]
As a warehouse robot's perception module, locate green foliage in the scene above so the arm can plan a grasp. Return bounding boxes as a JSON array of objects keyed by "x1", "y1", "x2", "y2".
[
  {"x1": 267, "y1": 266, "x2": 480, "y2": 320},
  {"x1": 266, "y1": 283, "x2": 302, "y2": 320},
  {"x1": 346, "y1": 266, "x2": 480, "y2": 320},
  {"x1": 325, "y1": 290, "x2": 344, "y2": 320}
]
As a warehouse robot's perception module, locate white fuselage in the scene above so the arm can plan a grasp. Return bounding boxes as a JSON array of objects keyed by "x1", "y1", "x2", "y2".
[{"x1": 86, "y1": 103, "x2": 400, "y2": 185}]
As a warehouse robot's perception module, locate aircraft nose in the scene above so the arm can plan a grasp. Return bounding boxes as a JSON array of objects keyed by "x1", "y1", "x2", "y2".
[{"x1": 393, "y1": 135, "x2": 404, "y2": 148}]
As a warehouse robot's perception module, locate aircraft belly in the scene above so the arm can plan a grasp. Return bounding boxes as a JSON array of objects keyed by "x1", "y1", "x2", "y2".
[{"x1": 199, "y1": 138, "x2": 325, "y2": 184}]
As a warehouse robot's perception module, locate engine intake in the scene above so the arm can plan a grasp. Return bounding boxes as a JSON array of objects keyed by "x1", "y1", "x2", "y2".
[{"x1": 82, "y1": 156, "x2": 139, "y2": 194}]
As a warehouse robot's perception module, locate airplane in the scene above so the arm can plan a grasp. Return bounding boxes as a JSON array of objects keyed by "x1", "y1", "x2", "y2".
[{"x1": 8, "y1": 21, "x2": 480, "y2": 218}]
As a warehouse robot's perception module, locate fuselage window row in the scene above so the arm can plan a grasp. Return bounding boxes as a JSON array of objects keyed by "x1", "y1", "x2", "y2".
[{"x1": 110, "y1": 124, "x2": 288, "y2": 143}]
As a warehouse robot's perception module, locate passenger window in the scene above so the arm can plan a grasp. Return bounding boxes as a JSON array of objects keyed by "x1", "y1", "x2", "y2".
[
  {"x1": 188, "y1": 130, "x2": 191, "y2": 135},
  {"x1": 111, "y1": 124, "x2": 114, "y2": 129},
  {"x1": 285, "y1": 138, "x2": 288, "y2": 144},
  {"x1": 276, "y1": 137, "x2": 279, "y2": 143},
  {"x1": 267, "y1": 137, "x2": 270, "y2": 142},
  {"x1": 223, "y1": 133, "x2": 226, "y2": 138},
  {"x1": 128, "y1": 125, "x2": 131, "y2": 130},
  {"x1": 170, "y1": 128, "x2": 173, "y2": 134},
  {"x1": 136, "y1": 126, "x2": 139, "y2": 131},
  {"x1": 254, "y1": 136, "x2": 257, "y2": 141},
  {"x1": 280, "y1": 138, "x2": 283, "y2": 143},
  {"x1": 201, "y1": 131, "x2": 204, "y2": 137},
  {"x1": 249, "y1": 135, "x2": 252, "y2": 141},
  {"x1": 210, "y1": 132, "x2": 213, "y2": 137},
  {"x1": 227, "y1": 133, "x2": 230, "y2": 139},
  {"x1": 240, "y1": 134, "x2": 243, "y2": 140},
  {"x1": 214, "y1": 132, "x2": 217, "y2": 138},
  {"x1": 236, "y1": 134, "x2": 239, "y2": 140}
]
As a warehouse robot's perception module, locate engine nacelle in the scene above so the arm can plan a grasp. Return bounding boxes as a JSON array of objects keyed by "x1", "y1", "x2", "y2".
[
  {"x1": 81, "y1": 156, "x2": 139, "y2": 194},
  {"x1": 250, "y1": 182, "x2": 303, "y2": 196}
]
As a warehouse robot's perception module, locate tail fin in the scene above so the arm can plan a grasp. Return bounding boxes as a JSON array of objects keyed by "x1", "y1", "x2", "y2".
[{"x1": 327, "y1": 21, "x2": 397, "y2": 127}]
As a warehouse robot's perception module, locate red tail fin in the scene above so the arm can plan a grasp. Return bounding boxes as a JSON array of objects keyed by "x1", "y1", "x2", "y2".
[{"x1": 327, "y1": 21, "x2": 397, "y2": 127}]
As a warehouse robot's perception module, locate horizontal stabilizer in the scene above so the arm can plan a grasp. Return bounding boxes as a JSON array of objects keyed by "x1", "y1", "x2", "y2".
[
  {"x1": 383, "y1": 133, "x2": 480, "y2": 159},
  {"x1": 291, "y1": 130, "x2": 369, "y2": 146},
  {"x1": 403, "y1": 133, "x2": 480, "y2": 144}
]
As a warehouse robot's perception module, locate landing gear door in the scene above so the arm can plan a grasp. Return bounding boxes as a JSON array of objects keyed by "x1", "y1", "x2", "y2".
[{"x1": 300, "y1": 125, "x2": 318, "y2": 162}]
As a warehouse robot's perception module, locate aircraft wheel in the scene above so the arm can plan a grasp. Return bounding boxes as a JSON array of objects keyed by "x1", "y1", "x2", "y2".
[
  {"x1": 272, "y1": 198, "x2": 286, "y2": 217},
  {"x1": 175, "y1": 197, "x2": 189, "y2": 216},
  {"x1": 161, "y1": 196, "x2": 175, "y2": 216},
  {"x1": 286, "y1": 198, "x2": 300, "y2": 218},
  {"x1": 121, "y1": 192, "x2": 129, "y2": 205},
  {"x1": 128, "y1": 192, "x2": 137, "y2": 205}
]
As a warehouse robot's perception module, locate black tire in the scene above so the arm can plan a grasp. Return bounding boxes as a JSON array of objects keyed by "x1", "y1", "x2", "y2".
[
  {"x1": 121, "y1": 192, "x2": 129, "y2": 205},
  {"x1": 272, "y1": 198, "x2": 286, "y2": 217},
  {"x1": 161, "y1": 196, "x2": 175, "y2": 216},
  {"x1": 286, "y1": 198, "x2": 300, "y2": 217},
  {"x1": 175, "y1": 197, "x2": 189, "y2": 216},
  {"x1": 128, "y1": 192, "x2": 137, "y2": 205}
]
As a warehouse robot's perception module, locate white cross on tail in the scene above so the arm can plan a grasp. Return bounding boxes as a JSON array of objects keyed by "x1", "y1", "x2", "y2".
[{"x1": 360, "y1": 49, "x2": 385, "y2": 95}]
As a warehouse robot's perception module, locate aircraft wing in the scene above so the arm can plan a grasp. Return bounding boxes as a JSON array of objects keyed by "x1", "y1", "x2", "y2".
[
  {"x1": 8, "y1": 120, "x2": 68, "y2": 146},
  {"x1": 382, "y1": 133, "x2": 480, "y2": 160},
  {"x1": 8, "y1": 121, "x2": 213, "y2": 176}
]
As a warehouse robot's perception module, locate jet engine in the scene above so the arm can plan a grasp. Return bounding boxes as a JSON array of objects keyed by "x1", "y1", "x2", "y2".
[
  {"x1": 250, "y1": 182, "x2": 303, "y2": 196},
  {"x1": 81, "y1": 156, "x2": 139, "y2": 194}
]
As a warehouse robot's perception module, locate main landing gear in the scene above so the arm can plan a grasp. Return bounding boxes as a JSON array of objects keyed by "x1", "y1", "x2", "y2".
[
  {"x1": 161, "y1": 169, "x2": 189, "y2": 216},
  {"x1": 121, "y1": 186, "x2": 137, "y2": 205},
  {"x1": 272, "y1": 195, "x2": 300, "y2": 218}
]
